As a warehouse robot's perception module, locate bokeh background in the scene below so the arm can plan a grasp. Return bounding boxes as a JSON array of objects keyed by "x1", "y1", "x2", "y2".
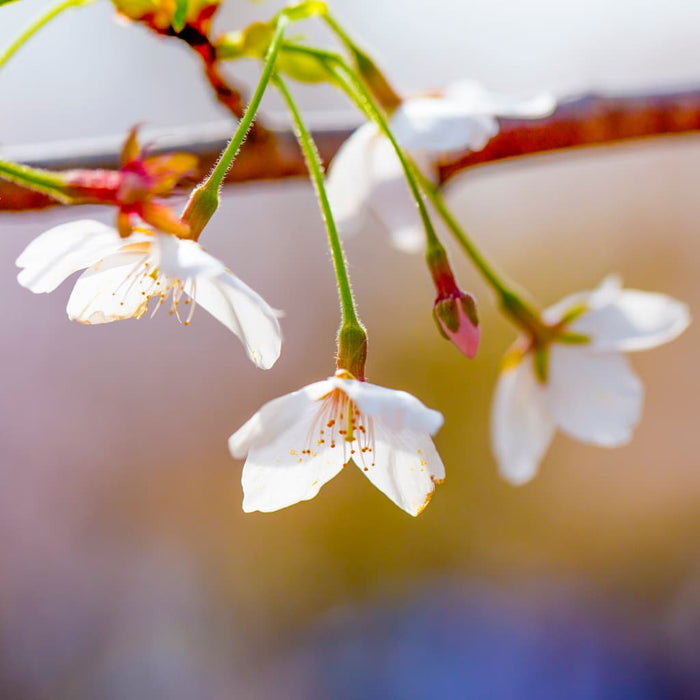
[{"x1": 1, "y1": 0, "x2": 700, "y2": 697}]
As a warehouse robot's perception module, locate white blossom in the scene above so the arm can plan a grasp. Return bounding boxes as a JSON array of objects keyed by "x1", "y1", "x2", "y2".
[
  {"x1": 229, "y1": 371, "x2": 445, "y2": 516},
  {"x1": 491, "y1": 276, "x2": 690, "y2": 485},
  {"x1": 16, "y1": 219, "x2": 282, "y2": 369},
  {"x1": 326, "y1": 81, "x2": 555, "y2": 253}
]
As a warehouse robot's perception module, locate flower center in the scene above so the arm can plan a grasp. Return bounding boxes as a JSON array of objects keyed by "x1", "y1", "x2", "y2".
[
  {"x1": 290, "y1": 387, "x2": 376, "y2": 470},
  {"x1": 111, "y1": 247, "x2": 196, "y2": 325}
]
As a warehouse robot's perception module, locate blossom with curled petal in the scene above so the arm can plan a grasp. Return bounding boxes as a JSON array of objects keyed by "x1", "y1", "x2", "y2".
[
  {"x1": 326, "y1": 81, "x2": 555, "y2": 253},
  {"x1": 229, "y1": 370, "x2": 445, "y2": 516},
  {"x1": 16, "y1": 220, "x2": 282, "y2": 369},
  {"x1": 491, "y1": 277, "x2": 690, "y2": 485}
]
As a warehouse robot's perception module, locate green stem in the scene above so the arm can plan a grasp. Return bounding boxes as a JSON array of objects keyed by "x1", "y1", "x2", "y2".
[
  {"x1": 181, "y1": 13, "x2": 289, "y2": 238},
  {"x1": 274, "y1": 73, "x2": 367, "y2": 376},
  {"x1": 0, "y1": 0, "x2": 95, "y2": 71},
  {"x1": 313, "y1": 50, "x2": 442, "y2": 255},
  {"x1": 322, "y1": 12, "x2": 401, "y2": 112},
  {"x1": 416, "y1": 170, "x2": 542, "y2": 328},
  {"x1": 0, "y1": 159, "x2": 73, "y2": 203},
  {"x1": 288, "y1": 45, "x2": 545, "y2": 331}
]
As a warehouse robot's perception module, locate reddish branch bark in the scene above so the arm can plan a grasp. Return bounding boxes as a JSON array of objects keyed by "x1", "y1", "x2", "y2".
[{"x1": 2, "y1": 88, "x2": 700, "y2": 212}]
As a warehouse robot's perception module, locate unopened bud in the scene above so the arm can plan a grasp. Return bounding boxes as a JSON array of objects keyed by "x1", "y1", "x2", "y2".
[
  {"x1": 433, "y1": 291, "x2": 480, "y2": 359},
  {"x1": 426, "y1": 245, "x2": 480, "y2": 358}
]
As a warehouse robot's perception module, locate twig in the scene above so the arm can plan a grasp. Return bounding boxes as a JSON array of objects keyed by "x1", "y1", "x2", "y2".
[{"x1": 2, "y1": 88, "x2": 700, "y2": 212}]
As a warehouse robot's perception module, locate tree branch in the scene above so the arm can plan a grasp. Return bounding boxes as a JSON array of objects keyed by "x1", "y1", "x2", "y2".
[{"x1": 2, "y1": 88, "x2": 700, "y2": 212}]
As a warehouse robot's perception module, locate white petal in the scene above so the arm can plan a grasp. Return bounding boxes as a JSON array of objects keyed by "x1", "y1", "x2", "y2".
[
  {"x1": 155, "y1": 233, "x2": 225, "y2": 279},
  {"x1": 360, "y1": 423, "x2": 444, "y2": 516},
  {"x1": 228, "y1": 381, "x2": 332, "y2": 458},
  {"x1": 238, "y1": 399, "x2": 345, "y2": 513},
  {"x1": 546, "y1": 345, "x2": 643, "y2": 446},
  {"x1": 444, "y1": 80, "x2": 556, "y2": 119},
  {"x1": 367, "y1": 171, "x2": 424, "y2": 253},
  {"x1": 325, "y1": 123, "x2": 377, "y2": 237},
  {"x1": 333, "y1": 378, "x2": 444, "y2": 435},
  {"x1": 541, "y1": 275, "x2": 621, "y2": 326},
  {"x1": 66, "y1": 251, "x2": 155, "y2": 323},
  {"x1": 368, "y1": 139, "x2": 430, "y2": 253},
  {"x1": 571, "y1": 289, "x2": 691, "y2": 353},
  {"x1": 16, "y1": 220, "x2": 125, "y2": 293},
  {"x1": 390, "y1": 96, "x2": 499, "y2": 153},
  {"x1": 187, "y1": 271, "x2": 282, "y2": 370},
  {"x1": 491, "y1": 356, "x2": 556, "y2": 485}
]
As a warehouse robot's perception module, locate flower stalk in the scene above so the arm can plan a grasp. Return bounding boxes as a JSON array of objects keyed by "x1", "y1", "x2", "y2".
[
  {"x1": 181, "y1": 12, "x2": 289, "y2": 239},
  {"x1": 0, "y1": 0, "x2": 95, "y2": 71},
  {"x1": 274, "y1": 73, "x2": 367, "y2": 379},
  {"x1": 416, "y1": 169, "x2": 544, "y2": 333},
  {"x1": 298, "y1": 45, "x2": 547, "y2": 337}
]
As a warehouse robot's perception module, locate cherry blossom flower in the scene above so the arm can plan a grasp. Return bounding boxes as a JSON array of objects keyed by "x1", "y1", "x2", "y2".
[
  {"x1": 62, "y1": 127, "x2": 197, "y2": 239},
  {"x1": 491, "y1": 276, "x2": 690, "y2": 485},
  {"x1": 16, "y1": 220, "x2": 282, "y2": 369},
  {"x1": 229, "y1": 370, "x2": 445, "y2": 515},
  {"x1": 326, "y1": 81, "x2": 555, "y2": 253}
]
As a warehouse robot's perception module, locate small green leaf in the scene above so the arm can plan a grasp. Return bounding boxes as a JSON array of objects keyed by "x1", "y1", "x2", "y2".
[{"x1": 172, "y1": 0, "x2": 188, "y2": 32}]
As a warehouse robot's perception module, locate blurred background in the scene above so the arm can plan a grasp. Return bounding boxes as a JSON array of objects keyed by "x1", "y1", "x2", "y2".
[{"x1": 1, "y1": 0, "x2": 700, "y2": 697}]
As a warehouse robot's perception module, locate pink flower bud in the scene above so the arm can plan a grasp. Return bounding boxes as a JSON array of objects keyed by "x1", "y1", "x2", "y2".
[{"x1": 433, "y1": 291, "x2": 480, "y2": 358}]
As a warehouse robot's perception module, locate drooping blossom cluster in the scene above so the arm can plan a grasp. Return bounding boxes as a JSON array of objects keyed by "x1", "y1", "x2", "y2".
[{"x1": 1, "y1": 0, "x2": 692, "y2": 518}]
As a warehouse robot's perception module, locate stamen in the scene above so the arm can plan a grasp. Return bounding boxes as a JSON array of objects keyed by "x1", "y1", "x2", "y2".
[
  {"x1": 293, "y1": 387, "x2": 375, "y2": 469},
  {"x1": 184, "y1": 280, "x2": 197, "y2": 325}
]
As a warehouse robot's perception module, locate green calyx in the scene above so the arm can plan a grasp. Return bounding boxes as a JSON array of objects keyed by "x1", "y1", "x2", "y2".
[
  {"x1": 217, "y1": 31, "x2": 330, "y2": 84},
  {"x1": 180, "y1": 183, "x2": 217, "y2": 240},
  {"x1": 217, "y1": 22, "x2": 274, "y2": 60},
  {"x1": 533, "y1": 344, "x2": 549, "y2": 383},
  {"x1": 527, "y1": 305, "x2": 592, "y2": 383},
  {"x1": 217, "y1": 2, "x2": 327, "y2": 62},
  {"x1": 434, "y1": 295, "x2": 479, "y2": 335},
  {"x1": 337, "y1": 324, "x2": 368, "y2": 381},
  {"x1": 434, "y1": 298, "x2": 460, "y2": 334},
  {"x1": 276, "y1": 46, "x2": 330, "y2": 83}
]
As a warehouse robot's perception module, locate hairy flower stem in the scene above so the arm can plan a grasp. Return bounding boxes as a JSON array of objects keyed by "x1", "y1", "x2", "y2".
[
  {"x1": 291, "y1": 45, "x2": 545, "y2": 333},
  {"x1": 274, "y1": 74, "x2": 367, "y2": 379},
  {"x1": 321, "y1": 13, "x2": 401, "y2": 112},
  {"x1": 181, "y1": 14, "x2": 289, "y2": 239},
  {"x1": 311, "y1": 56, "x2": 449, "y2": 276},
  {"x1": 415, "y1": 170, "x2": 543, "y2": 332},
  {"x1": 0, "y1": 0, "x2": 95, "y2": 71}
]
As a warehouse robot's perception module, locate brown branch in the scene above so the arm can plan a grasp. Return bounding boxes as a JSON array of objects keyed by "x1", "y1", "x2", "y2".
[
  {"x1": 438, "y1": 88, "x2": 700, "y2": 181},
  {"x1": 165, "y1": 21, "x2": 267, "y2": 144},
  {"x1": 2, "y1": 88, "x2": 700, "y2": 212}
]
